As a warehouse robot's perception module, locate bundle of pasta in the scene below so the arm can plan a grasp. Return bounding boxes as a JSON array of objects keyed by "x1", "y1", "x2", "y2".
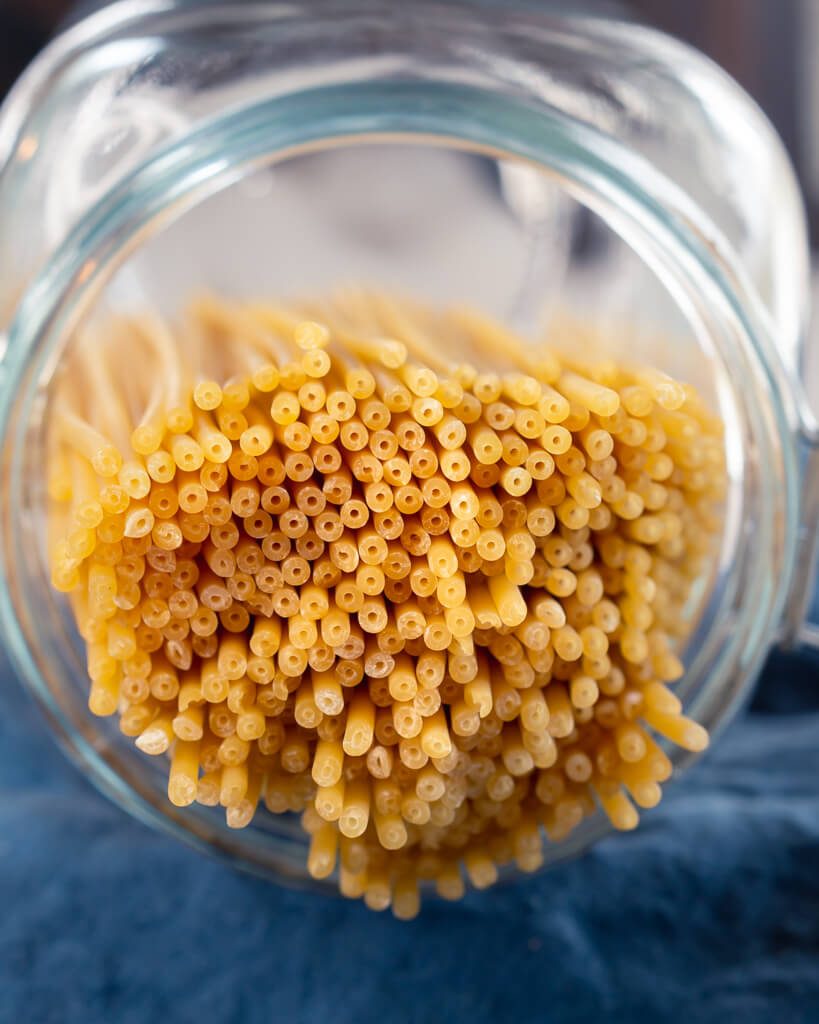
[{"x1": 47, "y1": 292, "x2": 725, "y2": 918}]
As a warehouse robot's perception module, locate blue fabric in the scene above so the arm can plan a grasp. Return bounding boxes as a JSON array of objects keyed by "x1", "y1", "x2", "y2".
[{"x1": 2, "y1": 639, "x2": 819, "y2": 1024}]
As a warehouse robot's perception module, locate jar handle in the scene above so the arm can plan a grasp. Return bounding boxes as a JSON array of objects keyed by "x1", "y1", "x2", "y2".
[{"x1": 780, "y1": 425, "x2": 819, "y2": 653}]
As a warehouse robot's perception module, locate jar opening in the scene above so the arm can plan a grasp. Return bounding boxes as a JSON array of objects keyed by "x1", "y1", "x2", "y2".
[{"x1": 0, "y1": 75, "x2": 798, "y2": 883}]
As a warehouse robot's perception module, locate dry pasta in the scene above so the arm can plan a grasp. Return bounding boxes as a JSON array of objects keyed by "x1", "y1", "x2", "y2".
[{"x1": 47, "y1": 291, "x2": 725, "y2": 918}]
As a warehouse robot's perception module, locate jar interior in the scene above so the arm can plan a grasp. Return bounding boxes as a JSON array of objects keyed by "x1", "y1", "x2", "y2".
[{"x1": 8, "y1": 137, "x2": 752, "y2": 881}]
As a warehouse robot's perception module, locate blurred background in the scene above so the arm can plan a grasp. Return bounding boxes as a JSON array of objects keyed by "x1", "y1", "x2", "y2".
[{"x1": 1, "y1": 0, "x2": 817, "y2": 242}]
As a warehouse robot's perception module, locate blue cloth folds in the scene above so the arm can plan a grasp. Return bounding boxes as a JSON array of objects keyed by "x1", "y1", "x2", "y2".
[{"x1": 2, "y1": 639, "x2": 819, "y2": 1024}]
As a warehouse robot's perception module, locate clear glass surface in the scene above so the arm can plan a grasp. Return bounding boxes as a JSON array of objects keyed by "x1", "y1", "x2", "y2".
[{"x1": 0, "y1": 0, "x2": 809, "y2": 886}]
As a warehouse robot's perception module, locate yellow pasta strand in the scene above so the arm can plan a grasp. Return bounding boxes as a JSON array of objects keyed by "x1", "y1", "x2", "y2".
[{"x1": 48, "y1": 292, "x2": 725, "y2": 918}]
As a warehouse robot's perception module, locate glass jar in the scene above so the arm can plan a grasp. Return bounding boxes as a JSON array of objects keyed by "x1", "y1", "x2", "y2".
[{"x1": 0, "y1": 0, "x2": 817, "y2": 888}]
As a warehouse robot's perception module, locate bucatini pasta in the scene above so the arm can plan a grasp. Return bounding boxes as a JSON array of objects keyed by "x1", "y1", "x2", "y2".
[{"x1": 47, "y1": 292, "x2": 725, "y2": 918}]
